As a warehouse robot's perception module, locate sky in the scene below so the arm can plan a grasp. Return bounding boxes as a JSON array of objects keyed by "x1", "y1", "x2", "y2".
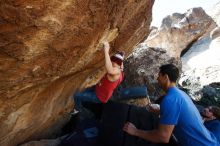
[{"x1": 152, "y1": 0, "x2": 220, "y2": 27}]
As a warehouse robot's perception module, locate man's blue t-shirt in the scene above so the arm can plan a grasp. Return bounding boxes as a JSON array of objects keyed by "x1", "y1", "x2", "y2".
[
  {"x1": 204, "y1": 119, "x2": 220, "y2": 143},
  {"x1": 160, "y1": 87, "x2": 219, "y2": 146}
]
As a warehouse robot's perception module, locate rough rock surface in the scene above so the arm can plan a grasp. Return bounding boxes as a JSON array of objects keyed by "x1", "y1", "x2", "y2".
[
  {"x1": 198, "y1": 82, "x2": 220, "y2": 107},
  {"x1": 180, "y1": 4, "x2": 220, "y2": 98},
  {"x1": 118, "y1": 43, "x2": 181, "y2": 100},
  {"x1": 180, "y1": 27, "x2": 220, "y2": 94},
  {"x1": 146, "y1": 7, "x2": 215, "y2": 58},
  {"x1": 0, "y1": 0, "x2": 154, "y2": 145}
]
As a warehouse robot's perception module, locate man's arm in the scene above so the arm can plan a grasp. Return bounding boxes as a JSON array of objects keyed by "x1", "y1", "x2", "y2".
[
  {"x1": 103, "y1": 42, "x2": 120, "y2": 75},
  {"x1": 123, "y1": 122, "x2": 174, "y2": 143}
]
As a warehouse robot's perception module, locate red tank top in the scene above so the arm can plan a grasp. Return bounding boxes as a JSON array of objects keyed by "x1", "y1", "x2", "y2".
[{"x1": 95, "y1": 72, "x2": 124, "y2": 103}]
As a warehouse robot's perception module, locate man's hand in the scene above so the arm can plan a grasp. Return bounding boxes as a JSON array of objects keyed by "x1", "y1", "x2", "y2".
[
  {"x1": 123, "y1": 122, "x2": 138, "y2": 136},
  {"x1": 103, "y1": 41, "x2": 110, "y2": 53}
]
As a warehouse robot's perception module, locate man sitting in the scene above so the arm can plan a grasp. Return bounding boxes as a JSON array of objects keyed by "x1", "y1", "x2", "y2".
[{"x1": 202, "y1": 106, "x2": 220, "y2": 143}]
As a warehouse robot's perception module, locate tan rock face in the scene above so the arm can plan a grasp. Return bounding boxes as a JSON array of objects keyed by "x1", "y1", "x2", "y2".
[
  {"x1": 146, "y1": 7, "x2": 215, "y2": 58},
  {"x1": 0, "y1": 0, "x2": 154, "y2": 145}
]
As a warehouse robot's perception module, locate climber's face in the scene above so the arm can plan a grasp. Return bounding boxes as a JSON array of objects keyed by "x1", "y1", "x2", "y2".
[{"x1": 112, "y1": 61, "x2": 120, "y2": 68}]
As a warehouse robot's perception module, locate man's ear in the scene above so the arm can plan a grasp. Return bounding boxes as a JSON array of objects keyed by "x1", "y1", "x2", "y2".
[{"x1": 165, "y1": 74, "x2": 169, "y2": 81}]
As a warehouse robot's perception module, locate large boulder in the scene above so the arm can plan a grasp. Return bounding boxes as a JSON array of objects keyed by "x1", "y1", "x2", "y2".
[
  {"x1": 0, "y1": 0, "x2": 154, "y2": 145},
  {"x1": 180, "y1": 26, "x2": 220, "y2": 99},
  {"x1": 180, "y1": 3, "x2": 220, "y2": 97},
  {"x1": 196, "y1": 82, "x2": 220, "y2": 107},
  {"x1": 119, "y1": 43, "x2": 181, "y2": 100},
  {"x1": 146, "y1": 7, "x2": 215, "y2": 58}
]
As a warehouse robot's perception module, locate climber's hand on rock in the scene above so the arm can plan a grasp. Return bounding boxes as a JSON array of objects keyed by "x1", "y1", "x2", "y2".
[{"x1": 103, "y1": 41, "x2": 110, "y2": 53}]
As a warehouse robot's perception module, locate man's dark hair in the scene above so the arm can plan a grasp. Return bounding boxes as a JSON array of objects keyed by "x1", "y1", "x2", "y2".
[{"x1": 159, "y1": 64, "x2": 179, "y2": 82}]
